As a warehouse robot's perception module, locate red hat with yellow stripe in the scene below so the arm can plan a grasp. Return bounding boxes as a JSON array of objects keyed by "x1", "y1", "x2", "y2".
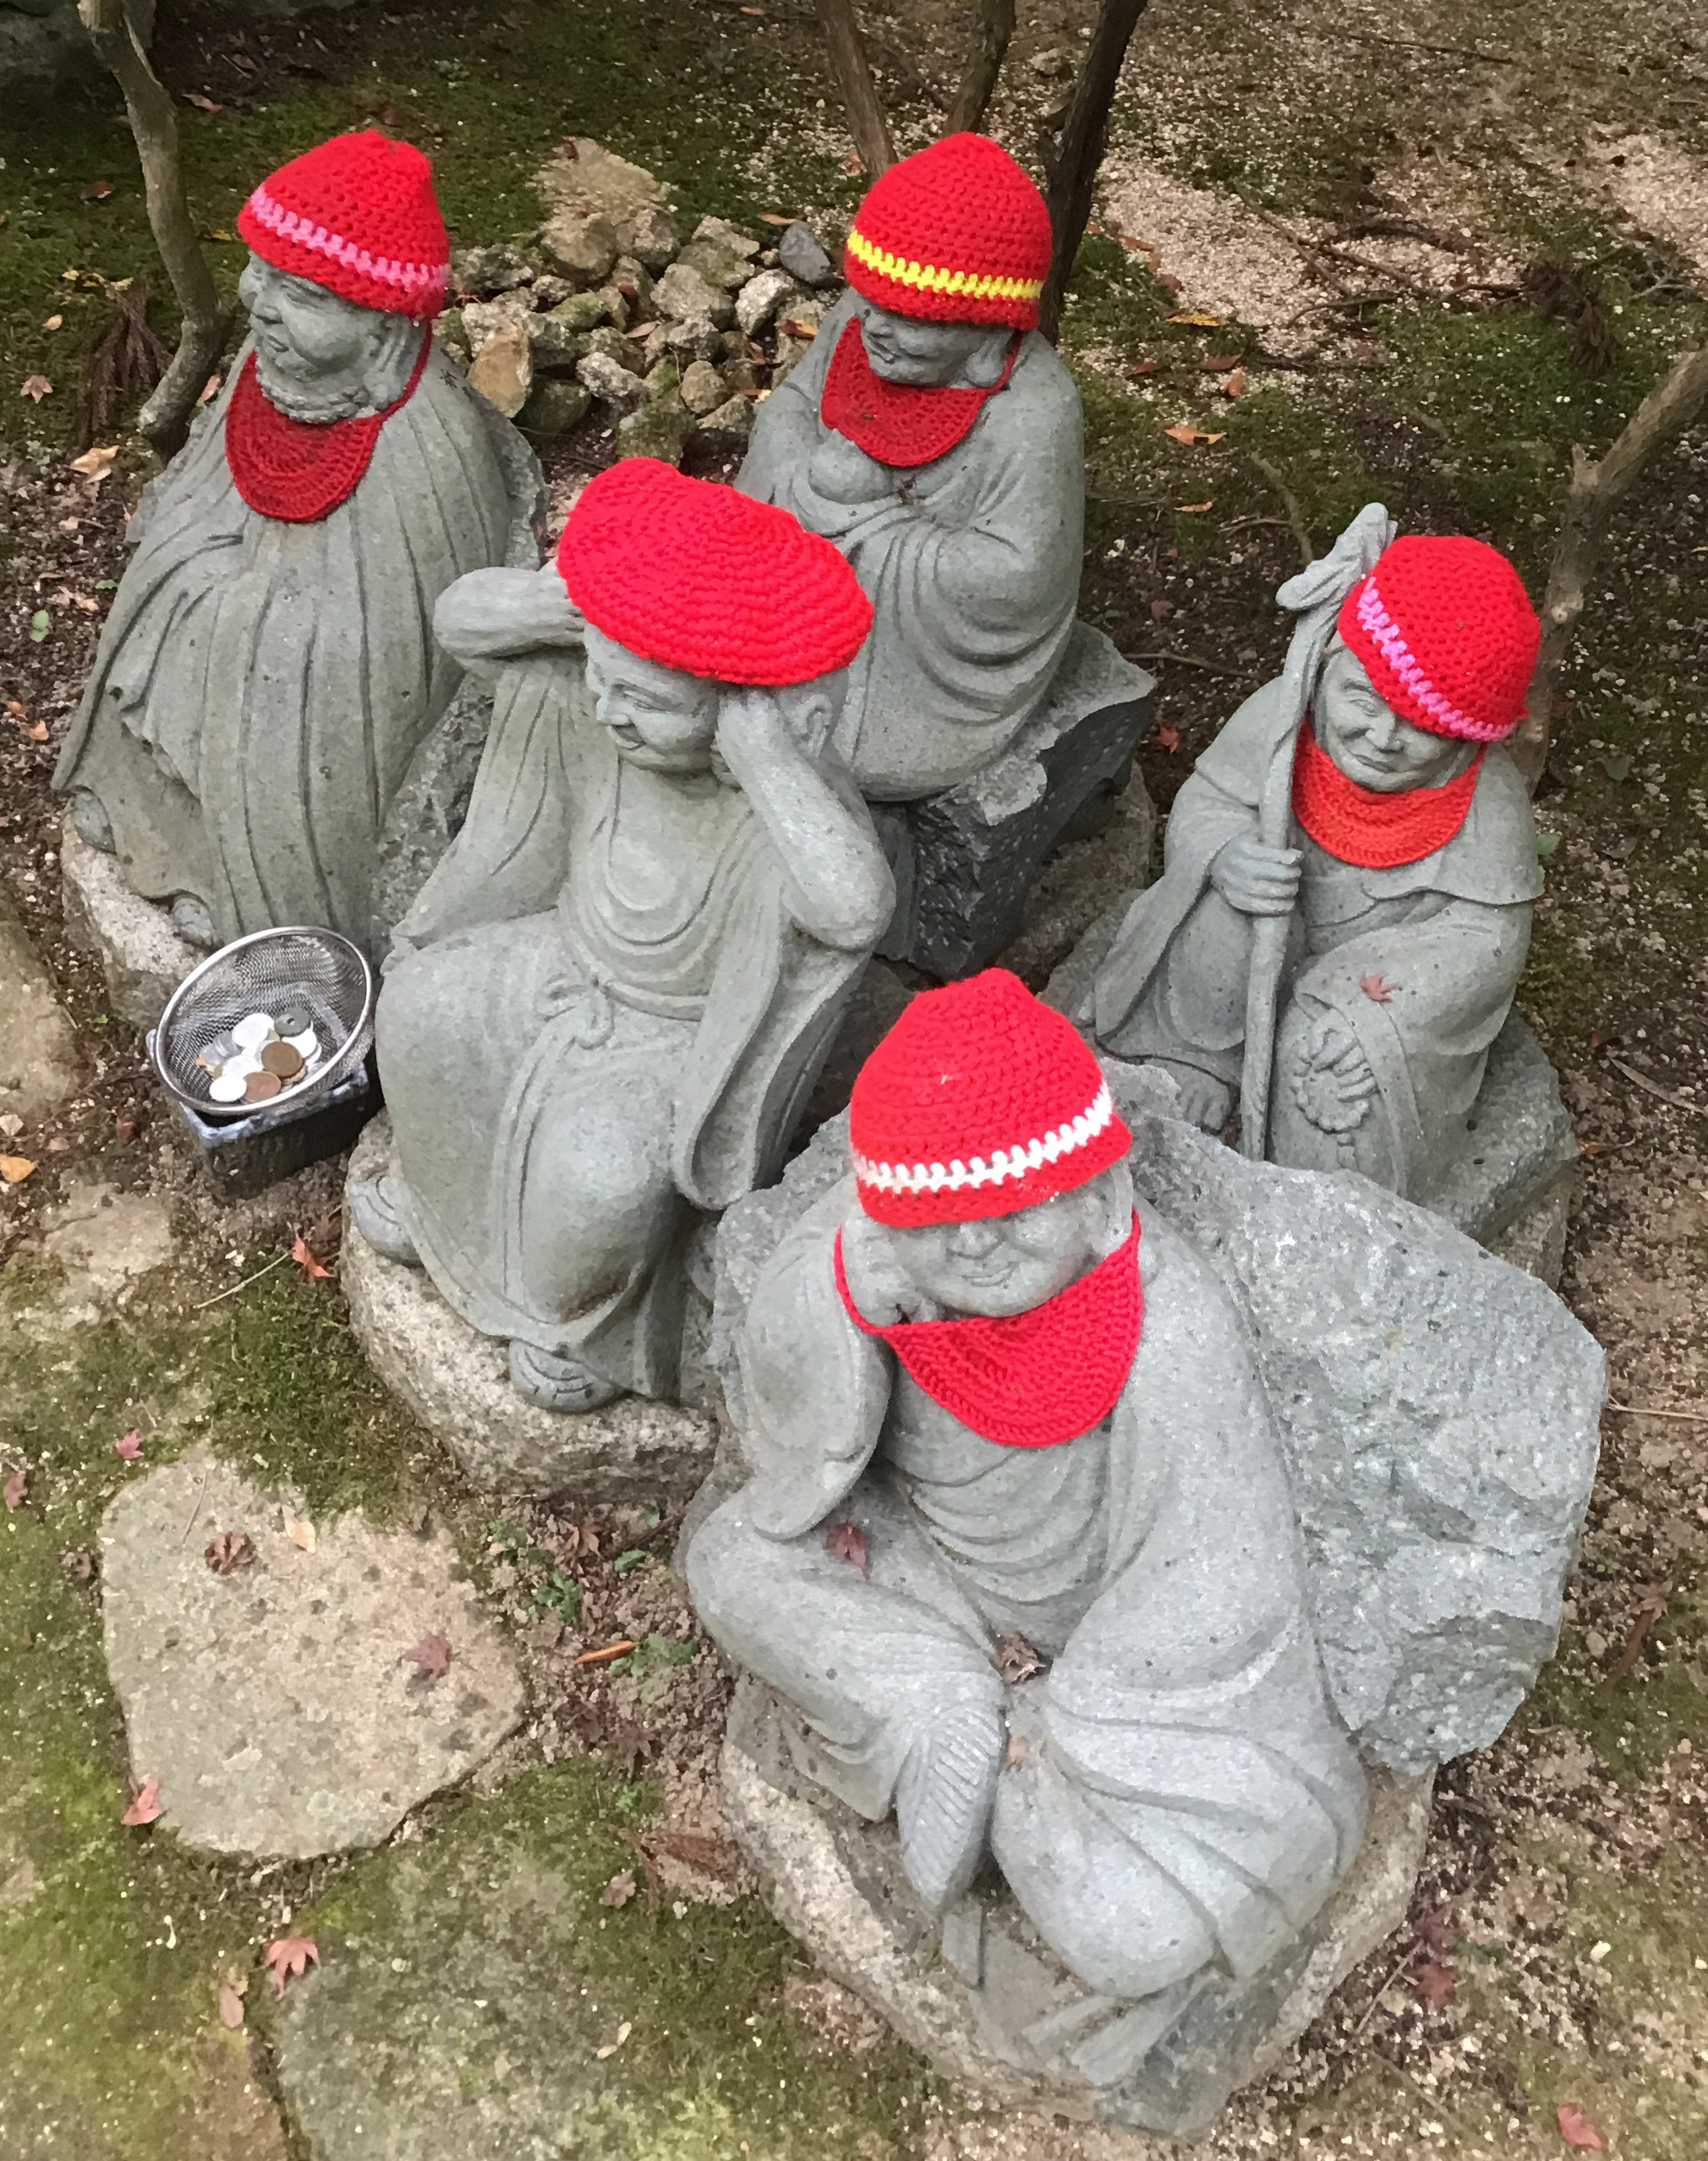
[{"x1": 843, "y1": 134, "x2": 1052, "y2": 332}]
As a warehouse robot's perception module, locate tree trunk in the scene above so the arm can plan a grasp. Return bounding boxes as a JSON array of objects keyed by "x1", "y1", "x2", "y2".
[
  {"x1": 79, "y1": 0, "x2": 227, "y2": 461},
  {"x1": 813, "y1": 0, "x2": 895, "y2": 180},
  {"x1": 1037, "y1": 0, "x2": 1151, "y2": 343},
  {"x1": 946, "y1": 0, "x2": 1015, "y2": 136},
  {"x1": 1512, "y1": 343, "x2": 1708, "y2": 791}
]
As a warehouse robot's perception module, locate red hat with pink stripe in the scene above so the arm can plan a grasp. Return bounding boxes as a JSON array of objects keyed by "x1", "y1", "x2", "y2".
[
  {"x1": 238, "y1": 130, "x2": 450, "y2": 320},
  {"x1": 850, "y1": 969, "x2": 1131, "y2": 1228},
  {"x1": 1336, "y1": 533, "x2": 1539, "y2": 743}
]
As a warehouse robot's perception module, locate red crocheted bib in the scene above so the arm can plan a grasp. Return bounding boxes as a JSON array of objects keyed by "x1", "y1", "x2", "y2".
[
  {"x1": 224, "y1": 336, "x2": 430, "y2": 523},
  {"x1": 819, "y1": 319, "x2": 1021, "y2": 469},
  {"x1": 833, "y1": 1217, "x2": 1141, "y2": 1449},
  {"x1": 1291, "y1": 718, "x2": 1483, "y2": 869}
]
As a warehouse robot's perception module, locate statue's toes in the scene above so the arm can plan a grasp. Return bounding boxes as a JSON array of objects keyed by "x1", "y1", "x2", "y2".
[
  {"x1": 168, "y1": 893, "x2": 218, "y2": 950},
  {"x1": 348, "y1": 1174, "x2": 422, "y2": 1267},
  {"x1": 507, "y1": 1339, "x2": 623, "y2": 1414},
  {"x1": 896, "y1": 1703, "x2": 1004, "y2": 1912}
]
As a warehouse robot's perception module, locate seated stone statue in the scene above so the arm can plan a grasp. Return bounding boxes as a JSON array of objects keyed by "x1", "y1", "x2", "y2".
[
  {"x1": 56, "y1": 129, "x2": 539, "y2": 955},
  {"x1": 1088, "y1": 524, "x2": 1543, "y2": 1198},
  {"x1": 688, "y1": 971, "x2": 1368, "y2": 1981},
  {"x1": 349, "y1": 458, "x2": 894, "y2": 1413}
]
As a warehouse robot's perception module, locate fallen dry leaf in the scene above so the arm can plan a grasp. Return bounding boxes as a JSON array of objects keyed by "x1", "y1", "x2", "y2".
[
  {"x1": 114, "y1": 1428, "x2": 143, "y2": 1462},
  {"x1": 1177, "y1": 501, "x2": 1215, "y2": 514},
  {"x1": 68, "y1": 443, "x2": 117, "y2": 484},
  {"x1": 61, "y1": 1546, "x2": 95, "y2": 1584},
  {"x1": 287, "y1": 1518, "x2": 316, "y2": 1553},
  {"x1": 1220, "y1": 368, "x2": 1249, "y2": 398},
  {"x1": 1602, "y1": 1585, "x2": 1668, "y2": 1688},
  {"x1": 121, "y1": 1777, "x2": 164, "y2": 1827},
  {"x1": 216, "y1": 1983, "x2": 245, "y2": 2029},
  {"x1": 82, "y1": 179, "x2": 114, "y2": 200},
  {"x1": 1154, "y1": 724, "x2": 1183, "y2": 753},
  {"x1": 408, "y1": 1631, "x2": 452, "y2": 1680},
  {"x1": 290, "y1": 1229, "x2": 331, "y2": 1280},
  {"x1": 600, "y1": 1869, "x2": 638, "y2": 1908},
  {"x1": 185, "y1": 91, "x2": 224, "y2": 113},
  {"x1": 992, "y1": 1631, "x2": 1044, "y2": 1683},
  {"x1": 1416, "y1": 1903, "x2": 1456, "y2": 1955},
  {"x1": 1359, "y1": 971, "x2": 1397, "y2": 1004},
  {"x1": 9, "y1": 699, "x2": 49, "y2": 741},
  {"x1": 204, "y1": 1529, "x2": 255, "y2": 1575},
  {"x1": 1003, "y1": 1733, "x2": 1029, "y2": 1770},
  {"x1": 1555, "y1": 2103, "x2": 1608, "y2": 2152},
  {"x1": 1148, "y1": 597, "x2": 1174, "y2": 621},
  {"x1": 1126, "y1": 357, "x2": 1160, "y2": 378},
  {"x1": 20, "y1": 375, "x2": 52, "y2": 402},
  {"x1": 841, "y1": 150, "x2": 863, "y2": 176},
  {"x1": 1169, "y1": 309, "x2": 1223, "y2": 327},
  {"x1": 42, "y1": 312, "x2": 63, "y2": 331},
  {"x1": 1163, "y1": 423, "x2": 1226, "y2": 447},
  {"x1": 574, "y1": 1638, "x2": 639, "y2": 1667},
  {"x1": 0, "y1": 1112, "x2": 19, "y2": 1135},
  {"x1": 198, "y1": 373, "x2": 223, "y2": 405},
  {"x1": 1202, "y1": 353, "x2": 1241, "y2": 370},
  {"x1": 1409, "y1": 1956, "x2": 1457, "y2": 2007},
  {"x1": 1, "y1": 1154, "x2": 38, "y2": 1183},
  {"x1": 758, "y1": 212, "x2": 795, "y2": 226},
  {"x1": 263, "y1": 1936, "x2": 320, "y2": 1996},
  {"x1": 643, "y1": 1828, "x2": 736, "y2": 1879},
  {"x1": 825, "y1": 1520, "x2": 868, "y2": 1572},
  {"x1": 594, "y1": 2019, "x2": 632, "y2": 2060},
  {"x1": 3, "y1": 1469, "x2": 27, "y2": 1510}
]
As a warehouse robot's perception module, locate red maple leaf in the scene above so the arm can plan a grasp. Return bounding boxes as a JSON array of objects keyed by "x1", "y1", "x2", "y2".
[
  {"x1": 1359, "y1": 971, "x2": 1397, "y2": 1004},
  {"x1": 1153, "y1": 724, "x2": 1183, "y2": 753},
  {"x1": 1416, "y1": 1902, "x2": 1456, "y2": 1955},
  {"x1": 1409, "y1": 1956, "x2": 1457, "y2": 2007},
  {"x1": 3, "y1": 1468, "x2": 27, "y2": 1510},
  {"x1": 825, "y1": 1521, "x2": 868, "y2": 1573},
  {"x1": 114, "y1": 1429, "x2": 143, "y2": 1462},
  {"x1": 290, "y1": 1229, "x2": 331, "y2": 1280},
  {"x1": 1555, "y1": 2102, "x2": 1608, "y2": 2151},
  {"x1": 263, "y1": 1936, "x2": 320, "y2": 1996},
  {"x1": 121, "y1": 1777, "x2": 164, "y2": 1826},
  {"x1": 407, "y1": 1632, "x2": 452, "y2": 1680}
]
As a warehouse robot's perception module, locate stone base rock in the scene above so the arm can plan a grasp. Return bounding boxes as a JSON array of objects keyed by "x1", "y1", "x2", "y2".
[
  {"x1": 877, "y1": 624, "x2": 1155, "y2": 980},
  {"x1": 100, "y1": 1453, "x2": 524, "y2": 1859},
  {"x1": 344, "y1": 1117, "x2": 716, "y2": 1507},
  {"x1": 724, "y1": 1678, "x2": 1432, "y2": 2141},
  {"x1": 60, "y1": 818, "x2": 200, "y2": 1031},
  {"x1": 0, "y1": 884, "x2": 79, "y2": 1120}
]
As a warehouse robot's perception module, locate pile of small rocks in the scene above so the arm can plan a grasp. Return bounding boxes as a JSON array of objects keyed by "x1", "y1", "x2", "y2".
[{"x1": 435, "y1": 136, "x2": 841, "y2": 464}]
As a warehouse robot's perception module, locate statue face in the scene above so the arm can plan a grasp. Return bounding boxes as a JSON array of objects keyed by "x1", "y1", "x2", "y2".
[
  {"x1": 1315, "y1": 640, "x2": 1477, "y2": 794},
  {"x1": 853, "y1": 296, "x2": 1010, "y2": 388},
  {"x1": 583, "y1": 626, "x2": 719, "y2": 773},
  {"x1": 240, "y1": 254, "x2": 413, "y2": 420},
  {"x1": 883, "y1": 1172, "x2": 1122, "y2": 1320}
]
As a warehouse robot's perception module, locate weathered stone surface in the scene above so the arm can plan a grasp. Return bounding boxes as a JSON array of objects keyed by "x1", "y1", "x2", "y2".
[
  {"x1": 522, "y1": 312, "x2": 587, "y2": 369},
  {"x1": 100, "y1": 1453, "x2": 524, "y2": 1858},
  {"x1": 517, "y1": 377, "x2": 592, "y2": 445},
  {"x1": 460, "y1": 292, "x2": 534, "y2": 350},
  {"x1": 677, "y1": 358, "x2": 728, "y2": 415},
  {"x1": 657, "y1": 315, "x2": 725, "y2": 364},
  {"x1": 60, "y1": 818, "x2": 198, "y2": 1030},
  {"x1": 724, "y1": 1679, "x2": 1432, "y2": 2138},
  {"x1": 618, "y1": 203, "x2": 680, "y2": 271},
  {"x1": 451, "y1": 242, "x2": 533, "y2": 296},
  {"x1": 877, "y1": 622, "x2": 1157, "y2": 979},
  {"x1": 539, "y1": 207, "x2": 619, "y2": 288},
  {"x1": 692, "y1": 214, "x2": 762, "y2": 260},
  {"x1": 676, "y1": 238, "x2": 749, "y2": 292},
  {"x1": 577, "y1": 350, "x2": 647, "y2": 404},
  {"x1": 615, "y1": 396, "x2": 695, "y2": 466},
  {"x1": 583, "y1": 323, "x2": 646, "y2": 374},
  {"x1": 0, "y1": 885, "x2": 78, "y2": 1120},
  {"x1": 535, "y1": 137, "x2": 668, "y2": 229},
  {"x1": 696, "y1": 394, "x2": 754, "y2": 446},
  {"x1": 37, "y1": 1177, "x2": 174, "y2": 1326},
  {"x1": 735, "y1": 265, "x2": 803, "y2": 336},
  {"x1": 778, "y1": 218, "x2": 835, "y2": 287},
  {"x1": 549, "y1": 287, "x2": 621, "y2": 333},
  {"x1": 343, "y1": 1119, "x2": 716, "y2": 1506},
  {"x1": 466, "y1": 321, "x2": 532, "y2": 417},
  {"x1": 652, "y1": 260, "x2": 734, "y2": 329}
]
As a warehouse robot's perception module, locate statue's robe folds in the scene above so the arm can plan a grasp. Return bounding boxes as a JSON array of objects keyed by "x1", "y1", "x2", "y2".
[
  {"x1": 1092, "y1": 679, "x2": 1543, "y2": 1195},
  {"x1": 688, "y1": 1181, "x2": 1368, "y2": 2001},
  {"x1": 375, "y1": 655, "x2": 870, "y2": 1398},
  {"x1": 736, "y1": 293, "x2": 1083, "y2": 802},
  {"x1": 55, "y1": 340, "x2": 537, "y2": 950}
]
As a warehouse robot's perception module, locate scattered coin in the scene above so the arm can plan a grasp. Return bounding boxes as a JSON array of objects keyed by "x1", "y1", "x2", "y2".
[
  {"x1": 208, "y1": 1071, "x2": 249, "y2": 1104},
  {"x1": 260, "y1": 1041, "x2": 304, "y2": 1080},
  {"x1": 244, "y1": 1070, "x2": 282, "y2": 1103}
]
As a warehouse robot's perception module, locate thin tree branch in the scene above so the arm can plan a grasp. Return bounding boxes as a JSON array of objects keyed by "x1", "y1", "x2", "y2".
[
  {"x1": 79, "y1": 0, "x2": 227, "y2": 460},
  {"x1": 945, "y1": 0, "x2": 1015, "y2": 135},
  {"x1": 1512, "y1": 343, "x2": 1708, "y2": 790},
  {"x1": 1037, "y1": 0, "x2": 1152, "y2": 343},
  {"x1": 813, "y1": 0, "x2": 895, "y2": 178}
]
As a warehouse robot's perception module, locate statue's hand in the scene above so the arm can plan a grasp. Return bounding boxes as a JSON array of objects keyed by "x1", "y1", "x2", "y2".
[
  {"x1": 1288, "y1": 1015, "x2": 1377, "y2": 1133},
  {"x1": 433, "y1": 566, "x2": 584, "y2": 666},
  {"x1": 1210, "y1": 833, "x2": 1302, "y2": 916},
  {"x1": 808, "y1": 429, "x2": 895, "y2": 506},
  {"x1": 840, "y1": 1212, "x2": 932, "y2": 1326}
]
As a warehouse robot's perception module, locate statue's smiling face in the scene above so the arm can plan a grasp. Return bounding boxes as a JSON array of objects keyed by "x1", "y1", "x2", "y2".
[
  {"x1": 1315, "y1": 639, "x2": 1476, "y2": 794},
  {"x1": 853, "y1": 297, "x2": 1010, "y2": 389},
  {"x1": 240, "y1": 254, "x2": 416, "y2": 422},
  {"x1": 583, "y1": 626, "x2": 719, "y2": 773},
  {"x1": 883, "y1": 1171, "x2": 1124, "y2": 1320}
]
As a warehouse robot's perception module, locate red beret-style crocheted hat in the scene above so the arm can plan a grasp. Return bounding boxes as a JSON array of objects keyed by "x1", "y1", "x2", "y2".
[
  {"x1": 1337, "y1": 534, "x2": 1540, "y2": 743},
  {"x1": 843, "y1": 134, "x2": 1053, "y2": 331},
  {"x1": 238, "y1": 131, "x2": 450, "y2": 319},
  {"x1": 556, "y1": 460, "x2": 873, "y2": 686},
  {"x1": 850, "y1": 969, "x2": 1131, "y2": 1228}
]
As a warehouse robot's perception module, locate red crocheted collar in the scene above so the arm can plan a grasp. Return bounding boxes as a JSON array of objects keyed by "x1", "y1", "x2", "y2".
[
  {"x1": 833, "y1": 1217, "x2": 1141, "y2": 1449},
  {"x1": 819, "y1": 318, "x2": 1021, "y2": 469},
  {"x1": 1292, "y1": 718, "x2": 1483, "y2": 870},
  {"x1": 224, "y1": 336, "x2": 430, "y2": 523}
]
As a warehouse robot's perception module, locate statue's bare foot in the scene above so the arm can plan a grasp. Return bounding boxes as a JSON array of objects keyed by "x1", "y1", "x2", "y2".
[
  {"x1": 68, "y1": 788, "x2": 115, "y2": 853},
  {"x1": 348, "y1": 1174, "x2": 422, "y2": 1267},
  {"x1": 1148, "y1": 1059, "x2": 1230, "y2": 1132},
  {"x1": 896, "y1": 1704, "x2": 1004, "y2": 1911},
  {"x1": 169, "y1": 893, "x2": 218, "y2": 950},
  {"x1": 508, "y1": 1339, "x2": 623, "y2": 1414}
]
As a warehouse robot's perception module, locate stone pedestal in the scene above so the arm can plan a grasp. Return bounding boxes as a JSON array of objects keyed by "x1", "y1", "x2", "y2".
[
  {"x1": 723, "y1": 1677, "x2": 1432, "y2": 2141},
  {"x1": 877, "y1": 625, "x2": 1155, "y2": 980},
  {"x1": 60, "y1": 818, "x2": 200, "y2": 1031},
  {"x1": 342, "y1": 1117, "x2": 716, "y2": 1507}
]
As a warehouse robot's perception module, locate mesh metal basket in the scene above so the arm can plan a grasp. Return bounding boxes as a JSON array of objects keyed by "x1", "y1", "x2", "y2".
[{"x1": 151, "y1": 927, "x2": 375, "y2": 1124}]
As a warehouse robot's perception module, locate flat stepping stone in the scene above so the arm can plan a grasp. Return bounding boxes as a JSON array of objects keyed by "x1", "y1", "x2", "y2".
[
  {"x1": 0, "y1": 884, "x2": 79, "y2": 1121},
  {"x1": 101, "y1": 1453, "x2": 524, "y2": 1858}
]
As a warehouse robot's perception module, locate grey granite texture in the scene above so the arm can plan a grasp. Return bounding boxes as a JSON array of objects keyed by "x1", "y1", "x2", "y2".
[
  {"x1": 60, "y1": 817, "x2": 199, "y2": 1030},
  {"x1": 0, "y1": 882, "x2": 79, "y2": 1119},
  {"x1": 343, "y1": 1117, "x2": 718, "y2": 1506},
  {"x1": 724, "y1": 1679, "x2": 1432, "y2": 2139},
  {"x1": 100, "y1": 1452, "x2": 523, "y2": 1859}
]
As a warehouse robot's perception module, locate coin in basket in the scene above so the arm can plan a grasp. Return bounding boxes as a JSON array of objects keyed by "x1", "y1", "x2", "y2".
[
  {"x1": 244, "y1": 1070, "x2": 283, "y2": 1102},
  {"x1": 261, "y1": 1041, "x2": 305, "y2": 1080}
]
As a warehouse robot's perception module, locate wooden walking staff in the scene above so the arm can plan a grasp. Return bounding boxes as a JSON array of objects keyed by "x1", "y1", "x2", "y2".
[{"x1": 1239, "y1": 504, "x2": 1396, "y2": 1161}]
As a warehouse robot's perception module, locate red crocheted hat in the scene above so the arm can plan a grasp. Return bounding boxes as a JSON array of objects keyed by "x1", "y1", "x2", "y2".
[
  {"x1": 557, "y1": 460, "x2": 873, "y2": 686},
  {"x1": 850, "y1": 969, "x2": 1131, "y2": 1228},
  {"x1": 1337, "y1": 534, "x2": 1539, "y2": 743},
  {"x1": 844, "y1": 134, "x2": 1052, "y2": 331},
  {"x1": 238, "y1": 131, "x2": 450, "y2": 319}
]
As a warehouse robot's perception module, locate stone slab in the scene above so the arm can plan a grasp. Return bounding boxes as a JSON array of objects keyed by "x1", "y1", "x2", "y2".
[
  {"x1": 344, "y1": 1117, "x2": 716, "y2": 1507},
  {"x1": 100, "y1": 1452, "x2": 525, "y2": 1859},
  {"x1": 0, "y1": 884, "x2": 79, "y2": 1120},
  {"x1": 60, "y1": 818, "x2": 200, "y2": 1031},
  {"x1": 723, "y1": 1679, "x2": 1432, "y2": 2139}
]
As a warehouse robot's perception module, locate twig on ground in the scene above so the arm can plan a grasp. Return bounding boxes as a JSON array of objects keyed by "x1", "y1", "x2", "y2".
[
  {"x1": 812, "y1": 0, "x2": 895, "y2": 178},
  {"x1": 1245, "y1": 451, "x2": 1314, "y2": 567},
  {"x1": 945, "y1": 0, "x2": 1014, "y2": 134},
  {"x1": 1607, "y1": 1402, "x2": 1708, "y2": 1421},
  {"x1": 177, "y1": 1459, "x2": 211, "y2": 1546},
  {"x1": 1125, "y1": 648, "x2": 1255, "y2": 678},
  {"x1": 192, "y1": 1250, "x2": 291, "y2": 1310},
  {"x1": 1351, "y1": 1939, "x2": 1422, "y2": 2038},
  {"x1": 1602, "y1": 1051, "x2": 1708, "y2": 1119}
]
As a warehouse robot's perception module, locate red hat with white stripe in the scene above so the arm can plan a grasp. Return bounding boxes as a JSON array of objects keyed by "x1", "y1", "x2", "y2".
[
  {"x1": 1337, "y1": 533, "x2": 1539, "y2": 743},
  {"x1": 238, "y1": 131, "x2": 450, "y2": 320},
  {"x1": 850, "y1": 970, "x2": 1130, "y2": 1228}
]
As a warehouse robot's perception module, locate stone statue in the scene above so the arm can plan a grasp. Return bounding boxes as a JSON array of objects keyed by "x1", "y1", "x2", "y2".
[
  {"x1": 1087, "y1": 517, "x2": 1545, "y2": 1200},
  {"x1": 56, "y1": 130, "x2": 540, "y2": 957},
  {"x1": 348, "y1": 458, "x2": 894, "y2": 1414},
  {"x1": 736, "y1": 134, "x2": 1153, "y2": 977},
  {"x1": 687, "y1": 973, "x2": 1604, "y2": 2133}
]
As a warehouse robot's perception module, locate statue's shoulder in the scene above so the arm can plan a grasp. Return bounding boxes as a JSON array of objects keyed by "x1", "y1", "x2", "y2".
[
  {"x1": 1440, "y1": 744, "x2": 1545, "y2": 902},
  {"x1": 1191, "y1": 676, "x2": 1294, "y2": 801}
]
